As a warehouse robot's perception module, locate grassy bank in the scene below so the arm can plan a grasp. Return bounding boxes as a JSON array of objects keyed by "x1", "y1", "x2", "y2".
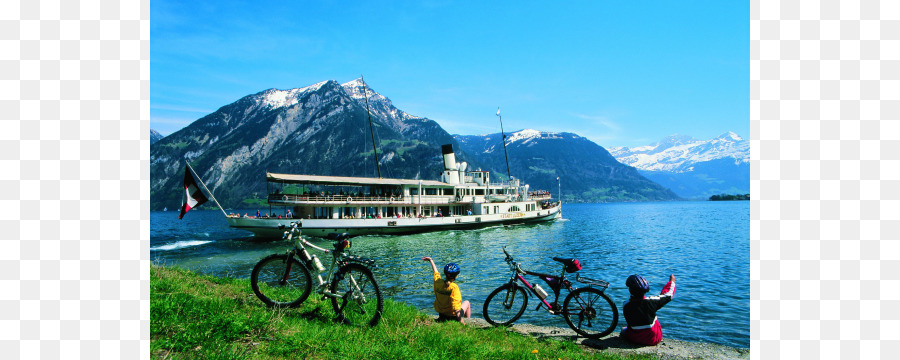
[{"x1": 151, "y1": 265, "x2": 652, "y2": 360}]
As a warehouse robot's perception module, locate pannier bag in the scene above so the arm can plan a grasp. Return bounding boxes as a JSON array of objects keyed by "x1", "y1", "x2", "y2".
[{"x1": 566, "y1": 259, "x2": 582, "y2": 273}]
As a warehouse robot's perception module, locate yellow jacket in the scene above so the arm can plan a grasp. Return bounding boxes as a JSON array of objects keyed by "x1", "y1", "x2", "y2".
[{"x1": 432, "y1": 271, "x2": 461, "y2": 316}]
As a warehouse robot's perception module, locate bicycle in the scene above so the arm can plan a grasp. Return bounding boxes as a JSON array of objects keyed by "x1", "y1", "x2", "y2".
[
  {"x1": 482, "y1": 247, "x2": 618, "y2": 338},
  {"x1": 250, "y1": 222, "x2": 384, "y2": 326}
]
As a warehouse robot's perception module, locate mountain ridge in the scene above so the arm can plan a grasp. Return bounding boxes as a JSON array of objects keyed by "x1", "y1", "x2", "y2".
[
  {"x1": 151, "y1": 80, "x2": 681, "y2": 209},
  {"x1": 608, "y1": 133, "x2": 750, "y2": 199},
  {"x1": 454, "y1": 129, "x2": 679, "y2": 203}
]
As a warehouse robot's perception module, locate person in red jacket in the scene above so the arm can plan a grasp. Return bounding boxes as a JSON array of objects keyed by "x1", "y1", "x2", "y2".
[{"x1": 620, "y1": 274, "x2": 676, "y2": 345}]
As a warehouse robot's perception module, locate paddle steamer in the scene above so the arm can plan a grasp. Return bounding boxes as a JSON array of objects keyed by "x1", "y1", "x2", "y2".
[{"x1": 224, "y1": 144, "x2": 561, "y2": 238}]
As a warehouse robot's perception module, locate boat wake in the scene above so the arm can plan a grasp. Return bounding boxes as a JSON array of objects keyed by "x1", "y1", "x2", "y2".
[{"x1": 151, "y1": 240, "x2": 213, "y2": 251}]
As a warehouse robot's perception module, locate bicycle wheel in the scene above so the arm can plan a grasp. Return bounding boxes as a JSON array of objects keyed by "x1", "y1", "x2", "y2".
[
  {"x1": 482, "y1": 283, "x2": 528, "y2": 326},
  {"x1": 329, "y1": 263, "x2": 383, "y2": 326},
  {"x1": 251, "y1": 254, "x2": 312, "y2": 308},
  {"x1": 562, "y1": 286, "x2": 618, "y2": 338}
]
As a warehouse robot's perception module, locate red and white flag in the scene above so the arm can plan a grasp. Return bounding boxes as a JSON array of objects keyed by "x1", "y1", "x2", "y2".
[{"x1": 179, "y1": 165, "x2": 209, "y2": 219}]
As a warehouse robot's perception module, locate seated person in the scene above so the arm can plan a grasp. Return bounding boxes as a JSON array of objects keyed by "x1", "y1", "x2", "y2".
[
  {"x1": 620, "y1": 274, "x2": 676, "y2": 346},
  {"x1": 421, "y1": 257, "x2": 471, "y2": 324}
]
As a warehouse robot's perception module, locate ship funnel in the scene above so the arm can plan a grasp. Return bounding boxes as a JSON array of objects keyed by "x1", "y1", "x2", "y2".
[{"x1": 441, "y1": 144, "x2": 457, "y2": 171}]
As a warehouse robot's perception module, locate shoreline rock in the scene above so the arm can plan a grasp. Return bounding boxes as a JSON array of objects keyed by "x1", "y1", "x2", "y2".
[{"x1": 454, "y1": 317, "x2": 750, "y2": 360}]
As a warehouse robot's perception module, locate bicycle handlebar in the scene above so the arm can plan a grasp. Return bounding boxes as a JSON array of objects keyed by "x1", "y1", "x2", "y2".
[
  {"x1": 283, "y1": 222, "x2": 331, "y2": 254},
  {"x1": 501, "y1": 247, "x2": 526, "y2": 274}
]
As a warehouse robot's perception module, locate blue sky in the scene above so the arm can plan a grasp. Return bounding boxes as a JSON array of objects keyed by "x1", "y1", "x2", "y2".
[{"x1": 151, "y1": 1, "x2": 748, "y2": 148}]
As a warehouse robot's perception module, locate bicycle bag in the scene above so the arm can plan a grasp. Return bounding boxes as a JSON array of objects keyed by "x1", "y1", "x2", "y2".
[{"x1": 565, "y1": 259, "x2": 582, "y2": 273}]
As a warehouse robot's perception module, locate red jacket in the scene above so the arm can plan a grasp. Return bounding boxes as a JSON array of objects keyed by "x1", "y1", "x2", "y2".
[{"x1": 621, "y1": 279, "x2": 676, "y2": 345}]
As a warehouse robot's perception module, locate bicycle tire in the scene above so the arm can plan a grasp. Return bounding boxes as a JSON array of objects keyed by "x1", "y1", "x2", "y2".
[
  {"x1": 250, "y1": 254, "x2": 313, "y2": 308},
  {"x1": 562, "y1": 286, "x2": 618, "y2": 338},
  {"x1": 329, "y1": 263, "x2": 383, "y2": 326},
  {"x1": 482, "y1": 283, "x2": 528, "y2": 326}
]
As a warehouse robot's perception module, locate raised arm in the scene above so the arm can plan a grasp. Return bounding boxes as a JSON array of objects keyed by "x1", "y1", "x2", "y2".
[{"x1": 421, "y1": 256, "x2": 440, "y2": 274}]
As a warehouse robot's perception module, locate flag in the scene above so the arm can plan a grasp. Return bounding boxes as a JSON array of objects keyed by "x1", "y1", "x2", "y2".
[
  {"x1": 496, "y1": 107, "x2": 501, "y2": 116},
  {"x1": 179, "y1": 165, "x2": 209, "y2": 219}
]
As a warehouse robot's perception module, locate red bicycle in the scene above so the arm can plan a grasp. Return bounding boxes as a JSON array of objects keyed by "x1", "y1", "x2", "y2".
[{"x1": 482, "y1": 247, "x2": 618, "y2": 338}]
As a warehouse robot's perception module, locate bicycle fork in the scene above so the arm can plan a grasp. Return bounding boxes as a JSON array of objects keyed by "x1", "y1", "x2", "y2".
[{"x1": 502, "y1": 283, "x2": 518, "y2": 309}]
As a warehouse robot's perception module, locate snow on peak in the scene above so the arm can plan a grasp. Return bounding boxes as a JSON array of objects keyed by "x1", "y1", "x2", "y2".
[
  {"x1": 716, "y1": 131, "x2": 743, "y2": 141},
  {"x1": 611, "y1": 132, "x2": 749, "y2": 172},
  {"x1": 258, "y1": 80, "x2": 331, "y2": 109},
  {"x1": 508, "y1": 129, "x2": 542, "y2": 141},
  {"x1": 341, "y1": 78, "x2": 385, "y2": 102}
]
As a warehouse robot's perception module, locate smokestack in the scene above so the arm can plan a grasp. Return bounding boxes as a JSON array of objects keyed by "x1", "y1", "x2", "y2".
[{"x1": 441, "y1": 144, "x2": 457, "y2": 171}]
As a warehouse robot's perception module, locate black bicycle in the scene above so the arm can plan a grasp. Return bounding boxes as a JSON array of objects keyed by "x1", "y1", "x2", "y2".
[
  {"x1": 482, "y1": 247, "x2": 618, "y2": 338},
  {"x1": 250, "y1": 222, "x2": 384, "y2": 326}
]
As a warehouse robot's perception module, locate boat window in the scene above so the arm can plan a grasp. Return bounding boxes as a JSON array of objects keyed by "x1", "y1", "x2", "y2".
[
  {"x1": 443, "y1": 188, "x2": 453, "y2": 195},
  {"x1": 410, "y1": 188, "x2": 418, "y2": 195},
  {"x1": 475, "y1": 189, "x2": 484, "y2": 195},
  {"x1": 425, "y1": 188, "x2": 437, "y2": 195},
  {"x1": 509, "y1": 206, "x2": 521, "y2": 212}
]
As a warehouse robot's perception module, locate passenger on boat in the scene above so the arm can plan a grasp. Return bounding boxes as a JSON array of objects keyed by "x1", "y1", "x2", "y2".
[
  {"x1": 286, "y1": 209, "x2": 293, "y2": 218},
  {"x1": 421, "y1": 257, "x2": 470, "y2": 324},
  {"x1": 620, "y1": 274, "x2": 676, "y2": 346}
]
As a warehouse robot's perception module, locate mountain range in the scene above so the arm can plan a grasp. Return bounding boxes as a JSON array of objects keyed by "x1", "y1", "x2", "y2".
[
  {"x1": 150, "y1": 79, "x2": 681, "y2": 210},
  {"x1": 608, "y1": 133, "x2": 750, "y2": 199},
  {"x1": 454, "y1": 130, "x2": 678, "y2": 202}
]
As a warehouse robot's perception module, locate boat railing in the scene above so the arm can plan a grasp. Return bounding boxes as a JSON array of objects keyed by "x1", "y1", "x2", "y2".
[{"x1": 267, "y1": 193, "x2": 462, "y2": 205}]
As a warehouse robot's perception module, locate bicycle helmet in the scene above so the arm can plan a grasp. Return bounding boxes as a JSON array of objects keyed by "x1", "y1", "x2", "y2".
[
  {"x1": 626, "y1": 274, "x2": 650, "y2": 297},
  {"x1": 444, "y1": 263, "x2": 461, "y2": 276}
]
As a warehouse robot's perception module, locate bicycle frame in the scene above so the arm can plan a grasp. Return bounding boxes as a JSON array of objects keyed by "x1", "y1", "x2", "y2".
[
  {"x1": 500, "y1": 247, "x2": 609, "y2": 314},
  {"x1": 503, "y1": 261, "x2": 571, "y2": 313},
  {"x1": 282, "y1": 222, "x2": 375, "y2": 299},
  {"x1": 484, "y1": 246, "x2": 618, "y2": 338}
]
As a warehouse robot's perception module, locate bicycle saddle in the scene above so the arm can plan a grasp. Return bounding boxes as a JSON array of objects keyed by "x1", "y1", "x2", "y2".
[{"x1": 552, "y1": 257, "x2": 576, "y2": 264}]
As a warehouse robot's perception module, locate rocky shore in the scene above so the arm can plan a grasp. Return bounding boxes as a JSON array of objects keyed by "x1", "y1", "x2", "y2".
[{"x1": 458, "y1": 317, "x2": 750, "y2": 360}]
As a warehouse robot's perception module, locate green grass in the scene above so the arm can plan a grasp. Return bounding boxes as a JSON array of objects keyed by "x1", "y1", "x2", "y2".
[{"x1": 151, "y1": 265, "x2": 651, "y2": 360}]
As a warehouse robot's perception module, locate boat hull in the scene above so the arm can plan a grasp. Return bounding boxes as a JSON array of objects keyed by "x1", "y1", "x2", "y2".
[{"x1": 226, "y1": 204, "x2": 561, "y2": 238}]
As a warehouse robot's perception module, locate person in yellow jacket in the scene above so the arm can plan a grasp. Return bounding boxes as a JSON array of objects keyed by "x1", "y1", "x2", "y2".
[{"x1": 421, "y1": 256, "x2": 471, "y2": 323}]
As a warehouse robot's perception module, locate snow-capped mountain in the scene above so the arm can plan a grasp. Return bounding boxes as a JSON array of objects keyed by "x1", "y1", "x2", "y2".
[
  {"x1": 608, "y1": 132, "x2": 748, "y2": 173},
  {"x1": 150, "y1": 79, "x2": 684, "y2": 208},
  {"x1": 150, "y1": 78, "x2": 473, "y2": 209},
  {"x1": 455, "y1": 130, "x2": 679, "y2": 202},
  {"x1": 608, "y1": 133, "x2": 749, "y2": 199},
  {"x1": 150, "y1": 128, "x2": 164, "y2": 144}
]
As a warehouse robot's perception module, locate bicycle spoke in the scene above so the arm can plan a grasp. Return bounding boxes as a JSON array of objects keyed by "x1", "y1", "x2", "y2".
[
  {"x1": 483, "y1": 284, "x2": 528, "y2": 326},
  {"x1": 251, "y1": 254, "x2": 312, "y2": 308},
  {"x1": 330, "y1": 264, "x2": 383, "y2": 326},
  {"x1": 562, "y1": 287, "x2": 618, "y2": 338}
]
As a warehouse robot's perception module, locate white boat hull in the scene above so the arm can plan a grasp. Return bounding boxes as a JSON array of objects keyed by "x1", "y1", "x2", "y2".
[{"x1": 226, "y1": 204, "x2": 561, "y2": 238}]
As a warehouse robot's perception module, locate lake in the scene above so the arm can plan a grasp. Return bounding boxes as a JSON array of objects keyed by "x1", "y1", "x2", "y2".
[{"x1": 151, "y1": 201, "x2": 749, "y2": 348}]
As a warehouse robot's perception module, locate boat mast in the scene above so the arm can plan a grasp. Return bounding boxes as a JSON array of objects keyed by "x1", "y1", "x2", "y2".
[
  {"x1": 496, "y1": 107, "x2": 511, "y2": 181},
  {"x1": 361, "y1": 75, "x2": 382, "y2": 179}
]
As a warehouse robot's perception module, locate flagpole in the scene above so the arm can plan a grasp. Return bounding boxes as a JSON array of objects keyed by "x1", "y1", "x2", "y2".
[
  {"x1": 186, "y1": 162, "x2": 229, "y2": 217},
  {"x1": 497, "y1": 107, "x2": 511, "y2": 181}
]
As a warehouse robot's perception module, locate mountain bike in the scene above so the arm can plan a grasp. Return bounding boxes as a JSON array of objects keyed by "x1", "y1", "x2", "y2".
[
  {"x1": 250, "y1": 222, "x2": 384, "y2": 326},
  {"x1": 482, "y1": 247, "x2": 618, "y2": 338}
]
